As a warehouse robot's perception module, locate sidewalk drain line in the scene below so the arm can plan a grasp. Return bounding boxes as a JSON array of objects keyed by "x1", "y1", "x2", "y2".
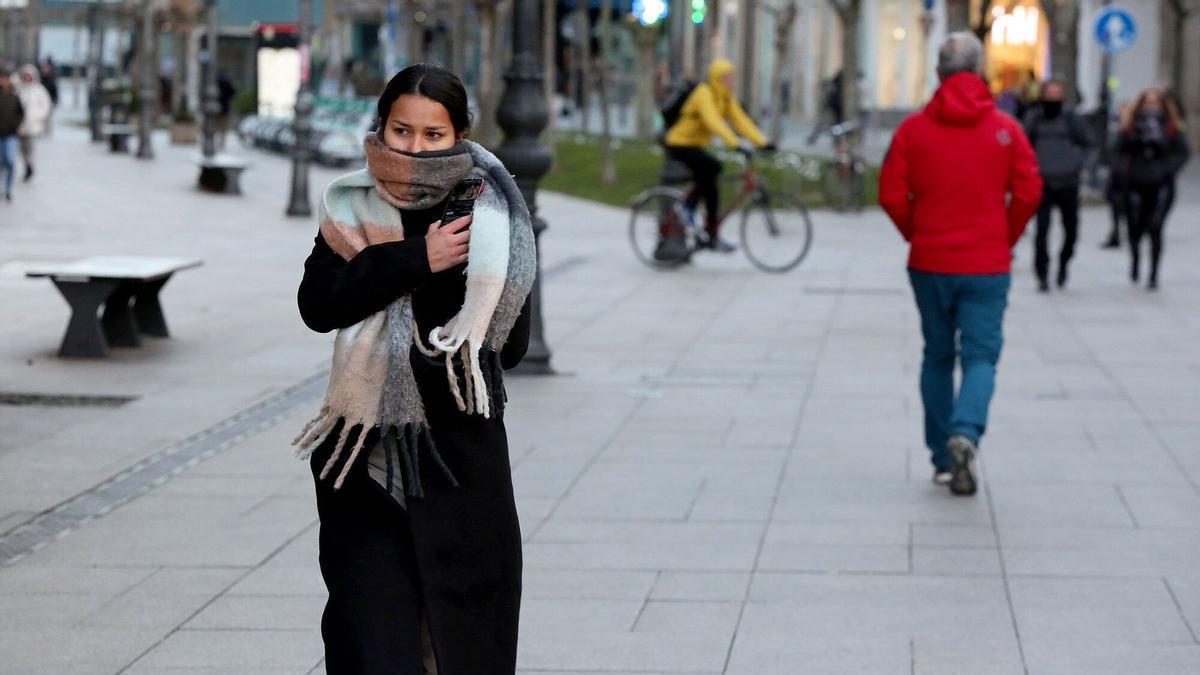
[
  {"x1": 0, "y1": 371, "x2": 329, "y2": 566},
  {"x1": 0, "y1": 393, "x2": 139, "y2": 408},
  {"x1": 542, "y1": 256, "x2": 589, "y2": 280}
]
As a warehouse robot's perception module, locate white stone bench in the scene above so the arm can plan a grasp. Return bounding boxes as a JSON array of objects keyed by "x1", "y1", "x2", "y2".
[
  {"x1": 101, "y1": 123, "x2": 137, "y2": 153},
  {"x1": 196, "y1": 154, "x2": 250, "y2": 195},
  {"x1": 26, "y1": 256, "x2": 203, "y2": 358}
]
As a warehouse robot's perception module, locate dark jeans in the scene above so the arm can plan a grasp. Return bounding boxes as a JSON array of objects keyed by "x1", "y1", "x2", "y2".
[
  {"x1": 909, "y1": 270, "x2": 1011, "y2": 470},
  {"x1": 665, "y1": 145, "x2": 722, "y2": 234},
  {"x1": 1033, "y1": 183, "x2": 1080, "y2": 284},
  {"x1": 1125, "y1": 182, "x2": 1175, "y2": 284}
]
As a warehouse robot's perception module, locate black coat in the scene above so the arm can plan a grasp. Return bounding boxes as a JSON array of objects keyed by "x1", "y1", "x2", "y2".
[
  {"x1": 297, "y1": 199, "x2": 531, "y2": 674},
  {"x1": 1116, "y1": 124, "x2": 1191, "y2": 189},
  {"x1": 0, "y1": 90, "x2": 23, "y2": 137}
]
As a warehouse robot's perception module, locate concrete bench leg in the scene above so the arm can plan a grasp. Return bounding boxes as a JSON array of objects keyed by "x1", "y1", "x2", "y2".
[
  {"x1": 52, "y1": 279, "x2": 119, "y2": 358},
  {"x1": 197, "y1": 166, "x2": 244, "y2": 194},
  {"x1": 100, "y1": 282, "x2": 142, "y2": 348},
  {"x1": 109, "y1": 135, "x2": 129, "y2": 153},
  {"x1": 132, "y1": 276, "x2": 171, "y2": 337}
]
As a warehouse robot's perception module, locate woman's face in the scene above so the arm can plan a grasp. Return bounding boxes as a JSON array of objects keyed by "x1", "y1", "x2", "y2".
[
  {"x1": 382, "y1": 94, "x2": 462, "y2": 154},
  {"x1": 1140, "y1": 92, "x2": 1164, "y2": 115}
]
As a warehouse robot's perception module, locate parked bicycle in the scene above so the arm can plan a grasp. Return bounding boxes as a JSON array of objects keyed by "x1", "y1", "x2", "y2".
[
  {"x1": 821, "y1": 120, "x2": 867, "y2": 212},
  {"x1": 629, "y1": 151, "x2": 814, "y2": 273}
]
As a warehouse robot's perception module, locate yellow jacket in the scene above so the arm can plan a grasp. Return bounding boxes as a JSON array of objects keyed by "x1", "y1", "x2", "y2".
[{"x1": 664, "y1": 59, "x2": 768, "y2": 149}]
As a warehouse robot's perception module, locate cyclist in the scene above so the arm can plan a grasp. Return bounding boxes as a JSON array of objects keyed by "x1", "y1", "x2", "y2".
[{"x1": 662, "y1": 58, "x2": 772, "y2": 255}]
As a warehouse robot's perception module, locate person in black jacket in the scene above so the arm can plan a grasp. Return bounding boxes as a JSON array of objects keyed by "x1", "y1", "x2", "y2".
[
  {"x1": 1024, "y1": 80, "x2": 1091, "y2": 291},
  {"x1": 297, "y1": 65, "x2": 532, "y2": 674},
  {"x1": 1116, "y1": 88, "x2": 1191, "y2": 290},
  {"x1": 0, "y1": 69, "x2": 25, "y2": 202}
]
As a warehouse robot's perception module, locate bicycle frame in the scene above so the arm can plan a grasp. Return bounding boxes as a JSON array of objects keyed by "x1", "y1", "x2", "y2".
[{"x1": 685, "y1": 163, "x2": 763, "y2": 231}]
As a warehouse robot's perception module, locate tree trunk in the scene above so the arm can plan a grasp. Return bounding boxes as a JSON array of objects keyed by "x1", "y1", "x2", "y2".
[
  {"x1": 739, "y1": 0, "x2": 759, "y2": 108},
  {"x1": 829, "y1": 0, "x2": 862, "y2": 137},
  {"x1": 451, "y1": 0, "x2": 466, "y2": 74},
  {"x1": 407, "y1": 0, "x2": 424, "y2": 64},
  {"x1": 769, "y1": 1, "x2": 798, "y2": 144},
  {"x1": 1041, "y1": 0, "x2": 1080, "y2": 102},
  {"x1": 574, "y1": 7, "x2": 592, "y2": 133},
  {"x1": 475, "y1": 2, "x2": 498, "y2": 147},
  {"x1": 633, "y1": 24, "x2": 657, "y2": 140},
  {"x1": 597, "y1": 0, "x2": 616, "y2": 184},
  {"x1": 946, "y1": 0, "x2": 971, "y2": 31}
]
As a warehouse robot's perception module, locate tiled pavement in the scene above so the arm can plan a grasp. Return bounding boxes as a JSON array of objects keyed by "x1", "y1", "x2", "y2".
[{"x1": 1, "y1": 110, "x2": 1199, "y2": 674}]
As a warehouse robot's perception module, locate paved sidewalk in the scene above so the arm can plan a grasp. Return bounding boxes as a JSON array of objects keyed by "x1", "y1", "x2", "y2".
[{"x1": 1, "y1": 114, "x2": 1199, "y2": 674}]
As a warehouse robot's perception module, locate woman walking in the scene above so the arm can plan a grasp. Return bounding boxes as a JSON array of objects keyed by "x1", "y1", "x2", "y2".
[
  {"x1": 295, "y1": 63, "x2": 535, "y2": 674},
  {"x1": 1116, "y1": 88, "x2": 1190, "y2": 289},
  {"x1": 15, "y1": 64, "x2": 53, "y2": 182}
]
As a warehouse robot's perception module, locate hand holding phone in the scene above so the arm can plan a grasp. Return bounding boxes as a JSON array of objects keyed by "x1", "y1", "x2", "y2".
[{"x1": 441, "y1": 178, "x2": 485, "y2": 227}]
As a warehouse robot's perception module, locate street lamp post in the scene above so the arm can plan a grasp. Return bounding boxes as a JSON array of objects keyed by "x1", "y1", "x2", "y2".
[
  {"x1": 199, "y1": 0, "x2": 218, "y2": 159},
  {"x1": 286, "y1": 0, "x2": 314, "y2": 217},
  {"x1": 496, "y1": 0, "x2": 554, "y2": 375},
  {"x1": 136, "y1": 0, "x2": 156, "y2": 159}
]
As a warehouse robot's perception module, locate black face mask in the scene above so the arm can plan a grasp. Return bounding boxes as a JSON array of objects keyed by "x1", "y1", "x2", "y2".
[{"x1": 1041, "y1": 100, "x2": 1063, "y2": 118}]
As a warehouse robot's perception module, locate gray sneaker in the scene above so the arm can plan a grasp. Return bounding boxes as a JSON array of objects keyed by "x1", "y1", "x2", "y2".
[
  {"x1": 946, "y1": 435, "x2": 978, "y2": 496},
  {"x1": 932, "y1": 469, "x2": 953, "y2": 485}
]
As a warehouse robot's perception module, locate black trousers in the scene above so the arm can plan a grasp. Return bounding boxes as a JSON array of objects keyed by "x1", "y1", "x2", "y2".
[
  {"x1": 1125, "y1": 182, "x2": 1175, "y2": 283},
  {"x1": 665, "y1": 145, "x2": 722, "y2": 233},
  {"x1": 1033, "y1": 184, "x2": 1080, "y2": 283}
]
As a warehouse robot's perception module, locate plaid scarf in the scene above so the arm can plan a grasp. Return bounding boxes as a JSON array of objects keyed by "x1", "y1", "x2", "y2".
[{"x1": 294, "y1": 137, "x2": 536, "y2": 497}]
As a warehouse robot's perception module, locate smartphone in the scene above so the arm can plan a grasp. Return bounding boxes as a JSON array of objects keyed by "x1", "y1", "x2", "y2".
[{"x1": 441, "y1": 178, "x2": 485, "y2": 228}]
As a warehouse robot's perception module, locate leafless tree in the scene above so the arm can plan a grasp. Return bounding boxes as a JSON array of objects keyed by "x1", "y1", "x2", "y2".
[
  {"x1": 825, "y1": 0, "x2": 862, "y2": 138},
  {"x1": 1165, "y1": 0, "x2": 1198, "y2": 94},
  {"x1": 596, "y1": 0, "x2": 616, "y2": 183},
  {"x1": 767, "y1": 0, "x2": 798, "y2": 144},
  {"x1": 472, "y1": 0, "x2": 510, "y2": 147},
  {"x1": 632, "y1": 22, "x2": 658, "y2": 141},
  {"x1": 1040, "y1": 0, "x2": 1080, "y2": 101},
  {"x1": 573, "y1": 6, "x2": 592, "y2": 133}
]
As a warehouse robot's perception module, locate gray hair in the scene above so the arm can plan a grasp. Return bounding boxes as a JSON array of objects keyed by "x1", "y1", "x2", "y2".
[{"x1": 937, "y1": 32, "x2": 984, "y2": 80}]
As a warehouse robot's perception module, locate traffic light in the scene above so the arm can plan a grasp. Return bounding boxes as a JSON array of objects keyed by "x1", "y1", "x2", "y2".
[
  {"x1": 691, "y1": 0, "x2": 707, "y2": 24},
  {"x1": 632, "y1": 0, "x2": 668, "y2": 25}
]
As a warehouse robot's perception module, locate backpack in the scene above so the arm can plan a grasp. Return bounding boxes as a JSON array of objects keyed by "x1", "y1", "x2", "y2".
[{"x1": 660, "y1": 81, "x2": 698, "y2": 130}]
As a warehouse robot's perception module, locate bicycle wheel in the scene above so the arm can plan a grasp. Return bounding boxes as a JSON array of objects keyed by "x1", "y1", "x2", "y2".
[
  {"x1": 739, "y1": 190, "x2": 814, "y2": 273},
  {"x1": 628, "y1": 186, "x2": 692, "y2": 269}
]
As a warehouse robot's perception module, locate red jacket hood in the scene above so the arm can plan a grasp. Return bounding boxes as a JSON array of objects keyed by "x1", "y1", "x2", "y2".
[{"x1": 926, "y1": 73, "x2": 995, "y2": 127}]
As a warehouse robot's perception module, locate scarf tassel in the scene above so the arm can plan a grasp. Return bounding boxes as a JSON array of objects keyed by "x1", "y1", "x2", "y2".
[
  {"x1": 382, "y1": 424, "x2": 459, "y2": 500},
  {"x1": 442, "y1": 342, "x2": 507, "y2": 420},
  {"x1": 294, "y1": 416, "x2": 459, "y2": 497}
]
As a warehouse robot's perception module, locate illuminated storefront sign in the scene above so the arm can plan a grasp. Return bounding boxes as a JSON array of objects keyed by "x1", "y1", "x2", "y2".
[{"x1": 991, "y1": 5, "x2": 1041, "y2": 47}]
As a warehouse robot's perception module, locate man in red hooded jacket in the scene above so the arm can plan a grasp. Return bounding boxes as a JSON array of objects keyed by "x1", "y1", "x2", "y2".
[{"x1": 879, "y1": 33, "x2": 1042, "y2": 496}]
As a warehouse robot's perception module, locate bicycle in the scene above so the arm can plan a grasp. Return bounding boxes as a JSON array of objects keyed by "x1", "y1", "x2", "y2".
[
  {"x1": 820, "y1": 120, "x2": 867, "y2": 212},
  {"x1": 628, "y1": 152, "x2": 814, "y2": 274}
]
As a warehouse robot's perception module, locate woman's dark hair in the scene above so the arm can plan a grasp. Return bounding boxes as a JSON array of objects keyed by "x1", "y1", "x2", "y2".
[{"x1": 377, "y1": 64, "x2": 471, "y2": 134}]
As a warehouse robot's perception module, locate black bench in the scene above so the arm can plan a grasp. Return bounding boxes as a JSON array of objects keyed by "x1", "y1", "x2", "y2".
[
  {"x1": 26, "y1": 256, "x2": 203, "y2": 358},
  {"x1": 101, "y1": 124, "x2": 136, "y2": 153},
  {"x1": 197, "y1": 155, "x2": 250, "y2": 194}
]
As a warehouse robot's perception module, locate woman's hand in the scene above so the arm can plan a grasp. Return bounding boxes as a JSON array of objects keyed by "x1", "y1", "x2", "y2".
[{"x1": 426, "y1": 216, "x2": 471, "y2": 273}]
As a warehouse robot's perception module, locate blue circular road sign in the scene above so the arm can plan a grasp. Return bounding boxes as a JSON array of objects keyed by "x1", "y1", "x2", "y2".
[{"x1": 1095, "y1": 7, "x2": 1137, "y2": 54}]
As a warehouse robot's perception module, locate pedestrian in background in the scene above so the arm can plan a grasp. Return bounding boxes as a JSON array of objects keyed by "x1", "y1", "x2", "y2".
[
  {"x1": 15, "y1": 64, "x2": 52, "y2": 183},
  {"x1": 1116, "y1": 87, "x2": 1190, "y2": 290},
  {"x1": 1101, "y1": 103, "x2": 1132, "y2": 249},
  {"x1": 879, "y1": 33, "x2": 1042, "y2": 495},
  {"x1": 0, "y1": 69, "x2": 24, "y2": 202},
  {"x1": 295, "y1": 63, "x2": 534, "y2": 674},
  {"x1": 38, "y1": 58, "x2": 57, "y2": 137},
  {"x1": 1023, "y1": 80, "x2": 1091, "y2": 291}
]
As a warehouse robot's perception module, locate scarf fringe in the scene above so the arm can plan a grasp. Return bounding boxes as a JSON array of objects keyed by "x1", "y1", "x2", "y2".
[
  {"x1": 293, "y1": 414, "x2": 459, "y2": 497},
  {"x1": 439, "y1": 340, "x2": 505, "y2": 420}
]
